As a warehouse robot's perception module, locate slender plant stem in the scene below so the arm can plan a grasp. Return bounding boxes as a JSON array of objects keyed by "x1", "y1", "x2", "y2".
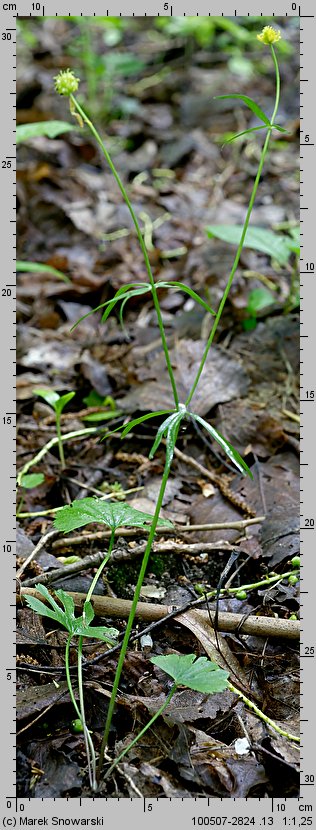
[
  {"x1": 228, "y1": 683, "x2": 299, "y2": 743},
  {"x1": 65, "y1": 634, "x2": 81, "y2": 721},
  {"x1": 105, "y1": 684, "x2": 177, "y2": 778},
  {"x1": 78, "y1": 635, "x2": 97, "y2": 790},
  {"x1": 17, "y1": 426, "x2": 98, "y2": 486},
  {"x1": 96, "y1": 428, "x2": 180, "y2": 782},
  {"x1": 55, "y1": 414, "x2": 65, "y2": 469},
  {"x1": 203, "y1": 569, "x2": 299, "y2": 599},
  {"x1": 70, "y1": 94, "x2": 179, "y2": 410},
  {"x1": 83, "y1": 527, "x2": 116, "y2": 619},
  {"x1": 185, "y1": 44, "x2": 280, "y2": 407},
  {"x1": 65, "y1": 634, "x2": 97, "y2": 787}
]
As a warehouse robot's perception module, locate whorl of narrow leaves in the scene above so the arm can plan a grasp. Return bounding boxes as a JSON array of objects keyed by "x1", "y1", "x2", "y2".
[
  {"x1": 151, "y1": 653, "x2": 229, "y2": 694},
  {"x1": 54, "y1": 497, "x2": 173, "y2": 533}
]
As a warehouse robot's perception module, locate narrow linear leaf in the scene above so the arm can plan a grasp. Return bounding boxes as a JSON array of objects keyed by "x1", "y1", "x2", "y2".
[
  {"x1": 165, "y1": 413, "x2": 184, "y2": 468},
  {"x1": 120, "y1": 410, "x2": 174, "y2": 438},
  {"x1": 16, "y1": 261, "x2": 70, "y2": 283},
  {"x1": 149, "y1": 412, "x2": 179, "y2": 460},
  {"x1": 193, "y1": 415, "x2": 253, "y2": 478},
  {"x1": 156, "y1": 281, "x2": 216, "y2": 315},
  {"x1": 81, "y1": 410, "x2": 122, "y2": 423},
  {"x1": 214, "y1": 94, "x2": 270, "y2": 127},
  {"x1": 222, "y1": 125, "x2": 268, "y2": 145}
]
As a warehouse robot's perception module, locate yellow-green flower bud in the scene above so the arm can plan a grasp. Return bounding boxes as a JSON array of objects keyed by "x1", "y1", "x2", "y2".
[
  {"x1": 54, "y1": 69, "x2": 80, "y2": 96},
  {"x1": 257, "y1": 26, "x2": 281, "y2": 45}
]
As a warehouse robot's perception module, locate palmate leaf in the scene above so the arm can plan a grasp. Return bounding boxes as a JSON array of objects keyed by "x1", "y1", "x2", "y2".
[
  {"x1": 25, "y1": 584, "x2": 68, "y2": 629},
  {"x1": 214, "y1": 94, "x2": 270, "y2": 126},
  {"x1": 54, "y1": 497, "x2": 173, "y2": 533},
  {"x1": 73, "y1": 623, "x2": 119, "y2": 643},
  {"x1": 24, "y1": 594, "x2": 65, "y2": 625},
  {"x1": 193, "y1": 414, "x2": 252, "y2": 478},
  {"x1": 151, "y1": 653, "x2": 229, "y2": 694}
]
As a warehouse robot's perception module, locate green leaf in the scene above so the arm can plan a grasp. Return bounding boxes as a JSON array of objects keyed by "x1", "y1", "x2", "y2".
[
  {"x1": 206, "y1": 225, "x2": 291, "y2": 266},
  {"x1": 73, "y1": 624, "x2": 119, "y2": 643},
  {"x1": 120, "y1": 410, "x2": 174, "y2": 438},
  {"x1": 214, "y1": 94, "x2": 270, "y2": 127},
  {"x1": 82, "y1": 600, "x2": 95, "y2": 627},
  {"x1": 24, "y1": 594, "x2": 62, "y2": 624},
  {"x1": 34, "y1": 583, "x2": 64, "y2": 616},
  {"x1": 222, "y1": 123, "x2": 287, "y2": 146},
  {"x1": 34, "y1": 389, "x2": 75, "y2": 415},
  {"x1": 193, "y1": 414, "x2": 253, "y2": 478},
  {"x1": 246, "y1": 287, "x2": 275, "y2": 316},
  {"x1": 54, "y1": 589, "x2": 75, "y2": 629},
  {"x1": 222, "y1": 125, "x2": 268, "y2": 144},
  {"x1": 25, "y1": 584, "x2": 67, "y2": 629},
  {"x1": 54, "y1": 498, "x2": 173, "y2": 533},
  {"x1": 34, "y1": 388, "x2": 60, "y2": 409},
  {"x1": 151, "y1": 653, "x2": 229, "y2": 694},
  {"x1": 81, "y1": 410, "x2": 122, "y2": 422},
  {"x1": 20, "y1": 473, "x2": 45, "y2": 489},
  {"x1": 16, "y1": 261, "x2": 70, "y2": 283},
  {"x1": 156, "y1": 281, "x2": 216, "y2": 315},
  {"x1": 16, "y1": 120, "x2": 77, "y2": 144},
  {"x1": 54, "y1": 392, "x2": 76, "y2": 417},
  {"x1": 165, "y1": 413, "x2": 183, "y2": 468},
  {"x1": 148, "y1": 412, "x2": 179, "y2": 460}
]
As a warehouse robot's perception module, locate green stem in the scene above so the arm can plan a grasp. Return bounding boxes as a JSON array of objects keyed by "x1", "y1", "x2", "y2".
[
  {"x1": 65, "y1": 634, "x2": 81, "y2": 721},
  {"x1": 97, "y1": 429, "x2": 180, "y2": 782},
  {"x1": 105, "y1": 684, "x2": 177, "y2": 778},
  {"x1": 203, "y1": 569, "x2": 298, "y2": 599},
  {"x1": 17, "y1": 426, "x2": 98, "y2": 486},
  {"x1": 228, "y1": 682, "x2": 299, "y2": 743},
  {"x1": 70, "y1": 94, "x2": 179, "y2": 410},
  {"x1": 185, "y1": 44, "x2": 280, "y2": 407},
  {"x1": 78, "y1": 636, "x2": 97, "y2": 790},
  {"x1": 84, "y1": 527, "x2": 116, "y2": 616},
  {"x1": 65, "y1": 634, "x2": 97, "y2": 790},
  {"x1": 55, "y1": 414, "x2": 65, "y2": 469}
]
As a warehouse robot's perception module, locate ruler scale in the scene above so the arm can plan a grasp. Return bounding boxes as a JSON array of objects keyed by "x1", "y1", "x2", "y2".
[{"x1": 2, "y1": 3, "x2": 314, "y2": 825}]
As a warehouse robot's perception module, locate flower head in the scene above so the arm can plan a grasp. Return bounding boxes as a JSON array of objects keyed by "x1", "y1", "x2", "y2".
[
  {"x1": 54, "y1": 69, "x2": 80, "y2": 96},
  {"x1": 257, "y1": 26, "x2": 281, "y2": 45}
]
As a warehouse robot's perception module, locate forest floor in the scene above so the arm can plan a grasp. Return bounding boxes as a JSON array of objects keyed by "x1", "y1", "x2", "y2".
[{"x1": 16, "y1": 17, "x2": 300, "y2": 798}]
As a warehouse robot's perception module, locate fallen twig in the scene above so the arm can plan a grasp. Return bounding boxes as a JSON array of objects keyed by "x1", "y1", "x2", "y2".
[
  {"x1": 50, "y1": 516, "x2": 265, "y2": 551},
  {"x1": 20, "y1": 587, "x2": 299, "y2": 640}
]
